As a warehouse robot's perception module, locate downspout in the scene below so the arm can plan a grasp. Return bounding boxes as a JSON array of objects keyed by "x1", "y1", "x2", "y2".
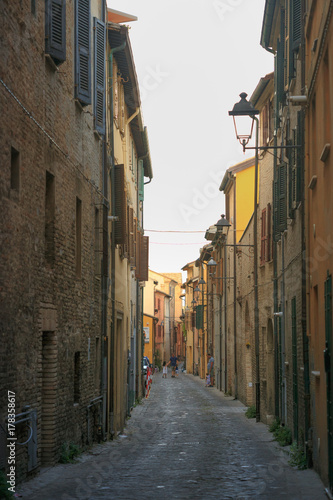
[
  {"x1": 109, "y1": 39, "x2": 126, "y2": 436},
  {"x1": 101, "y1": 0, "x2": 107, "y2": 441},
  {"x1": 224, "y1": 240, "x2": 228, "y2": 392},
  {"x1": 300, "y1": 0, "x2": 311, "y2": 463},
  {"x1": 233, "y1": 175, "x2": 237, "y2": 399}
]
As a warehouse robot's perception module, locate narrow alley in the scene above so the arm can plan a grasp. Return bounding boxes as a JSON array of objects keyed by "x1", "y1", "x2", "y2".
[{"x1": 18, "y1": 371, "x2": 326, "y2": 500}]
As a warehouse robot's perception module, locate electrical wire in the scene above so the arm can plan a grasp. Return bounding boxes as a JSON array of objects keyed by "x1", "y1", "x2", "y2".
[{"x1": 145, "y1": 229, "x2": 205, "y2": 233}]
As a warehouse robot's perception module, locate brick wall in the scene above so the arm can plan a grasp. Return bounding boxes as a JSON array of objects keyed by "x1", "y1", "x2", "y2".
[{"x1": 0, "y1": 0, "x2": 105, "y2": 481}]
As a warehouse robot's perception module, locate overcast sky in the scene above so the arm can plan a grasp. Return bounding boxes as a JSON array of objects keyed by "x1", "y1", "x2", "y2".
[{"x1": 108, "y1": 0, "x2": 273, "y2": 278}]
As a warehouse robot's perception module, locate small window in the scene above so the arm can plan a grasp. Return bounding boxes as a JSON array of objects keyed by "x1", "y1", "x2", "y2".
[
  {"x1": 31, "y1": 0, "x2": 36, "y2": 16},
  {"x1": 11, "y1": 147, "x2": 20, "y2": 191}
]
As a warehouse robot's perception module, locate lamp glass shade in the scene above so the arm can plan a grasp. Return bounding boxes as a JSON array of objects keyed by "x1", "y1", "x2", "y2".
[
  {"x1": 215, "y1": 214, "x2": 231, "y2": 234},
  {"x1": 207, "y1": 258, "x2": 217, "y2": 268}
]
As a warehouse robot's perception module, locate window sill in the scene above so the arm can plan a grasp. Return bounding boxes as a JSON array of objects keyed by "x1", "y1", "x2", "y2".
[
  {"x1": 45, "y1": 54, "x2": 59, "y2": 72},
  {"x1": 94, "y1": 130, "x2": 102, "y2": 141},
  {"x1": 74, "y1": 99, "x2": 84, "y2": 112}
]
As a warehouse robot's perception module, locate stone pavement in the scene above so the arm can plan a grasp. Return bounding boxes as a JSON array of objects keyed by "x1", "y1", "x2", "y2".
[{"x1": 17, "y1": 370, "x2": 327, "y2": 500}]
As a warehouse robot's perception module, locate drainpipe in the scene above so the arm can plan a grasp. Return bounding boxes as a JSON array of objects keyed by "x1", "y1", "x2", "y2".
[
  {"x1": 300, "y1": 0, "x2": 311, "y2": 462},
  {"x1": 281, "y1": 232, "x2": 287, "y2": 425},
  {"x1": 233, "y1": 174, "x2": 237, "y2": 399},
  {"x1": 101, "y1": 0, "x2": 107, "y2": 441},
  {"x1": 224, "y1": 240, "x2": 228, "y2": 392},
  {"x1": 108, "y1": 40, "x2": 126, "y2": 437}
]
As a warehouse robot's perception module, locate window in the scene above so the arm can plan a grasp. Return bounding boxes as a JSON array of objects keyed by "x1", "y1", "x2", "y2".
[
  {"x1": 114, "y1": 164, "x2": 127, "y2": 246},
  {"x1": 260, "y1": 208, "x2": 267, "y2": 265},
  {"x1": 267, "y1": 203, "x2": 272, "y2": 262},
  {"x1": 93, "y1": 17, "x2": 105, "y2": 134},
  {"x1": 10, "y1": 147, "x2": 20, "y2": 191},
  {"x1": 45, "y1": 0, "x2": 66, "y2": 65},
  {"x1": 45, "y1": 171, "x2": 55, "y2": 265},
  {"x1": 76, "y1": 197, "x2": 82, "y2": 277},
  {"x1": 75, "y1": 0, "x2": 91, "y2": 105}
]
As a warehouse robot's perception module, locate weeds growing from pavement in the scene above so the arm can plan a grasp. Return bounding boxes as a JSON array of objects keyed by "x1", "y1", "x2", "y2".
[
  {"x1": 288, "y1": 441, "x2": 307, "y2": 469},
  {"x1": 245, "y1": 405, "x2": 256, "y2": 418}
]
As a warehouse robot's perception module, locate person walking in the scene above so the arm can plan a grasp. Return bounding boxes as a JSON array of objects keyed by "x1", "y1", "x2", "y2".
[
  {"x1": 162, "y1": 361, "x2": 168, "y2": 378},
  {"x1": 207, "y1": 353, "x2": 214, "y2": 387},
  {"x1": 167, "y1": 353, "x2": 178, "y2": 378}
]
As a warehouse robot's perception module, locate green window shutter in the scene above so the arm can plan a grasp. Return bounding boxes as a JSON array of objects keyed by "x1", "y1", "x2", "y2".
[
  {"x1": 291, "y1": 0, "x2": 302, "y2": 51},
  {"x1": 276, "y1": 38, "x2": 284, "y2": 120},
  {"x1": 114, "y1": 165, "x2": 126, "y2": 245},
  {"x1": 138, "y1": 159, "x2": 144, "y2": 201},
  {"x1": 75, "y1": 0, "x2": 91, "y2": 105},
  {"x1": 94, "y1": 18, "x2": 105, "y2": 134},
  {"x1": 195, "y1": 305, "x2": 203, "y2": 330},
  {"x1": 278, "y1": 162, "x2": 287, "y2": 233},
  {"x1": 45, "y1": 0, "x2": 66, "y2": 65},
  {"x1": 273, "y1": 178, "x2": 279, "y2": 241}
]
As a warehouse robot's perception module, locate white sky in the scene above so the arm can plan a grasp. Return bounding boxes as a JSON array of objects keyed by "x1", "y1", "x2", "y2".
[{"x1": 108, "y1": 0, "x2": 273, "y2": 278}]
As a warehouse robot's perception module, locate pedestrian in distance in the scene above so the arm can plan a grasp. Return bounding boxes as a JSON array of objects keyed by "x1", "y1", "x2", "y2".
[
  {"x1": 205, "y1": 372, "x2": 211, "y2": 387},
  {"x1": 207, "y1": 353, "x2": 214, "y2": 387},
  {"x1": 162, "y1": 361, "x2": 168, "y2": 378},
  {"x1": 167, "y1": 353, "x2": 178, "y2": 378}
]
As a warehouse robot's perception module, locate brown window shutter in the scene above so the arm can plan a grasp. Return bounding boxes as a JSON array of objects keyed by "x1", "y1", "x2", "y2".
[
  {"x1": 133, "y1": 217, "x2": 137, "y2": 269},
  {"x1": 260, "y1": 208, "x2": 267, "y2": 265},
  {"x1": 114, "y1": 165, "x2": 126, "y2": 245},
  {"x1": 267, "y1": 203, "x2": 272, "y2": 261},
  {"x1": 129, "y1": 208, "x2": 135, "y2": 267}
]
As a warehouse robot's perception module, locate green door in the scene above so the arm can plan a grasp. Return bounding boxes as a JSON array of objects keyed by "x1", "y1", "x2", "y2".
[{"x1": 324, "y1": 274, "x2": 333, "y2": 492}]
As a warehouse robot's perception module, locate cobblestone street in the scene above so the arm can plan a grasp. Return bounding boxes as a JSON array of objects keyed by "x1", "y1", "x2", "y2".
[{"x1": 18, "y1": 371, "x2": 327, "y2": 500}]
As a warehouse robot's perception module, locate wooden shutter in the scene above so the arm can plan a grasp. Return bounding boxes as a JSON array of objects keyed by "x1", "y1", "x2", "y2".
[
  {"x1": 267, "y1": 203, "x2": 272, "y2": 262},
  {"x1": 129, "y1": 208, "x2": 135, "y2": 267},
  {"x1": 75, "y1": 0, "x2": 91, "y2": 105},
  {"x1": 94, "y1": 18, "x2": 105, "y2": 134},
  {"x1": 195, "y1": 305, "x2": 203, "y2": 330},
  {"x1": 138, "y1": 159, "x2": 144, "y2": 202},
  {"x1": 276, "y1": 10, "x2": 285, "y2": 114},
  {"x1": 139, "y1": 235, "x2": 149, "y2": 281},
  {"x1": 278, "y1": 162, "x2": 287, "y2": 233},
  {"x1": 273, "y1": 178, "x2": 278, "y2": 241},
  {"x1": 284, "y1": 6, "x2": 290, "y2": 88},
  {"x1": 114, "y1": 165, "x2": 126, "y2": 245},
  {"x1": 260, "y1": 208, "x2": 267, "y2": 265},
  {"x1": 45, "y1": 0, "x2": 66, "y2": 64},
  {"x1": 291, "y1": 0, "x2": 302, "y2": 51}
]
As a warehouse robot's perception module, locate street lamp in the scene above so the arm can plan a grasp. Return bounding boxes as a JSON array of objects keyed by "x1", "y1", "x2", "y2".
[
  {"x1": 229, "y1": 92, "x2": 260, "y2": 422},
  {"x1": 229, "y1": 92, "x2": 259, "y2": 153}
]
